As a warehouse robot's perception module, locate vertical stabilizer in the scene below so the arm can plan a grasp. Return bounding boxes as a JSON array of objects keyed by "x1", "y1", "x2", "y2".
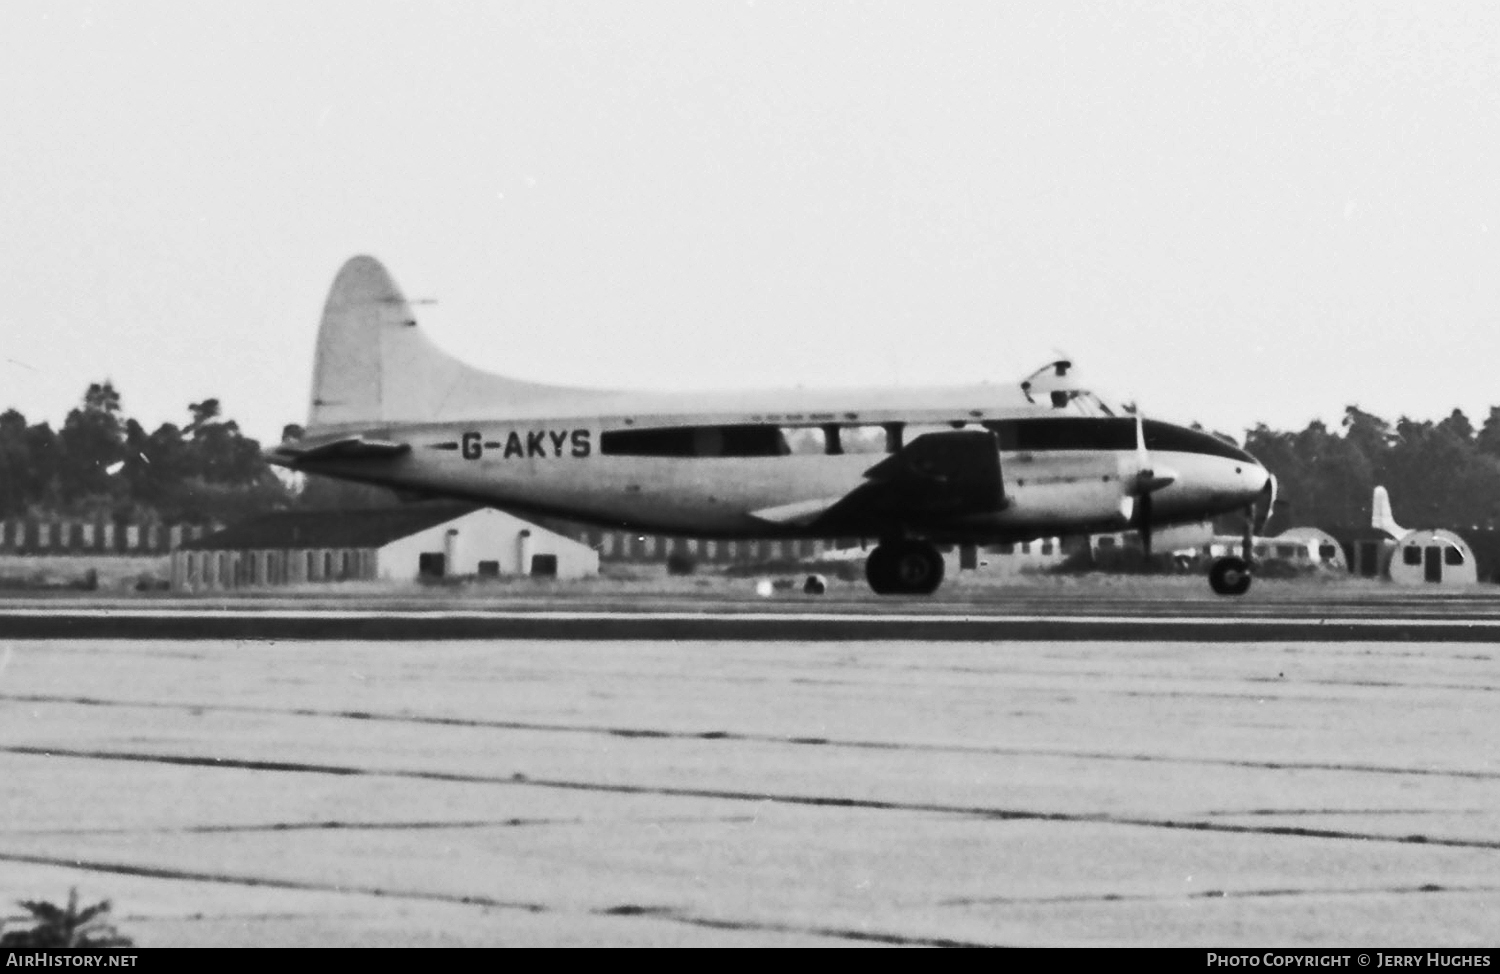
[
  {"x1": 308, "y1": 256, "x2": 403, "y2": 430},
  {"x1": 306, "y1": 256, "x2": 588, "y2": 432},
  {"x1": 1371, "y1": 485, "x2": 1405, "y2": 536}
]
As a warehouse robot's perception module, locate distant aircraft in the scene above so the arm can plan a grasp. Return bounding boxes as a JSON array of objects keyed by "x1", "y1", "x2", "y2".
[{"x1": 268, "y1": 256, "x2": 1276, "y2": 596}]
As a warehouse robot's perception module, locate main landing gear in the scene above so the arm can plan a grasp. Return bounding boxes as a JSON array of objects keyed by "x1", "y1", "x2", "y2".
[{"x1": 866, "y1": 539, "x2": 945, "y2": 596}]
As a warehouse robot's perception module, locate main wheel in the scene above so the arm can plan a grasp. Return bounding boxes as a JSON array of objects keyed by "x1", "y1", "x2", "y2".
[
  {"x1": 867, "y1": 540, "x2": 945, "y2": 595},
  {"x1": 865, "y1": 546, "x2": 896, "y2": 595},
  {"x1": 1209, "y1": 556, "x2": 1252, "y2": 596}
]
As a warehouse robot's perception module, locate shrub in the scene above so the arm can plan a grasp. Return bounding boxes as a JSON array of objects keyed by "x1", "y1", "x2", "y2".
[{"x1": 0, "y1": 889, "x2": 133, "y2": 947}]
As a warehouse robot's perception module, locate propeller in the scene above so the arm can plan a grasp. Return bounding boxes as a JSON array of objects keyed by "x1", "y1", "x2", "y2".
[
  {"x1": 1127, "y1": 411, "x2": 1177, "y2": 561},
  {"x1": 1252, "y1": 474, "x2": 1278, "y2": 535}
]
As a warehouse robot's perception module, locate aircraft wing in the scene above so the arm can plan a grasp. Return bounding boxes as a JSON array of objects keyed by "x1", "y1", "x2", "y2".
[
  {"x1": 269, "y1": 435, "x2": 411, "y2": 466},
  {"x1": 751, "y1": 430, "x2": 1006, "y2": 531}
]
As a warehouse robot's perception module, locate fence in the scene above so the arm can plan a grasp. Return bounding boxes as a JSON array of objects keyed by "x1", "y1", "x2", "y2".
[
  {"x1": 574, "y1": 531, "x2": 828, "y2": 564},
  {"x1": 0, "y1": 520, "x2": 217, "y2": 555}
]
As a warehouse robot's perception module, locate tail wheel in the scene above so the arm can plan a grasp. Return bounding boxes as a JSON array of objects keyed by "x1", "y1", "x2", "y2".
[{"x1": 1209, "y1": 556, "x2": 1252, "y2": 597}]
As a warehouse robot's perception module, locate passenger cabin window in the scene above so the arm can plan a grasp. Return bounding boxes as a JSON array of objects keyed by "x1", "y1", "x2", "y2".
[
  {"x1": 1319, "y1": 544, "x2": 1338, "y2": 561},
  {"x1": 601, "y1": 425, "x2": 789, "y2": 457},
  {"x1": 601, "y1": 422, "x2": 902, "y2": 457},
  {"x1": 1403, "y1": 546, "x2": 1422, "y2": 566}
]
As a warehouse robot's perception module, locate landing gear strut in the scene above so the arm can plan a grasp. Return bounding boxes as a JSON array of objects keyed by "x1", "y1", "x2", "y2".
[
  {"x1": 1208, "y1": 503, "x2": 1257, "y2": 597},
  {"x1": 866, "y1": 540, "x2": 945, "y2": 595}
]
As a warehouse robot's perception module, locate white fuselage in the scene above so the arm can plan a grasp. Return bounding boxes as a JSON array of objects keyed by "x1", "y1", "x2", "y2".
[{"x1": 300, "y1": 393, "x2": 1267, "y2": 542}]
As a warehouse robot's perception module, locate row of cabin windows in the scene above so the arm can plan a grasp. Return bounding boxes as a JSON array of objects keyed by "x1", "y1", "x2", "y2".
[
  {"x1": 992, "y1": 540, "x2": 1055, "y2": 555},
  {"x1": 598, "y1": 417, "x2": 1251, "y2": 462}
]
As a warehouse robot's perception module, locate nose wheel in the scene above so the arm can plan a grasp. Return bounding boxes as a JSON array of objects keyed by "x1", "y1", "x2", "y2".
[
  {"x1": 866, "y1": 540, "x2": 945, "y2": 595},
  {"x1": 1209, "y1": 556, "x2": 1252, "y2": 596},
  {"x1": 1209, "y1": 500, "x2": 1260, "y2": 597}
]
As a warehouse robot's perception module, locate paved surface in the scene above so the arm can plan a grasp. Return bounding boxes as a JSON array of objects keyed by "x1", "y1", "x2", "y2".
[
  {"x1": 2, "y1": 628, "x2": 1498, "y2": 945},
  {"x1": 8, "y1": 583, "x2": 1500, "y2": 640}
]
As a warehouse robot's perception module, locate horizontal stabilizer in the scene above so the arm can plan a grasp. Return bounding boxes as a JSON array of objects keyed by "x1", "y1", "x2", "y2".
[{"x1": 268, "y1": 435, "x2": 410, "y2": 467}]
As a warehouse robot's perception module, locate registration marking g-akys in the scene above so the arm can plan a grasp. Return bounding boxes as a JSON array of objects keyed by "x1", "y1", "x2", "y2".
[{"x1": 432, "y1": 429, "x2": 592, "y2": 460}]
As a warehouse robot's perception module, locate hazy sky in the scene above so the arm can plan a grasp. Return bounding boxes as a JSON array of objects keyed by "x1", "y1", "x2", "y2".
[{"x1": 3, "y1": 1, "x2": 1498, "y2": 445}]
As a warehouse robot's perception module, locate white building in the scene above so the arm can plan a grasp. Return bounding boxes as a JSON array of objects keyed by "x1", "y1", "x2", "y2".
[
  {"x1": 1367, "y1": 485, "x2": 1478, "y2": 585},
  {"x1": 173, "y1": 503, "x2": 597, "y2": 591},
  {"x1": 1204, "y1": 526, "x2": 1349, "y2": 571},
  {"x1": 1385, "y1": 528, "x2": 1478, "y2": 586},
  {"x1": 1265, "y1": 527, "x2": 1349, "y2": 571}
]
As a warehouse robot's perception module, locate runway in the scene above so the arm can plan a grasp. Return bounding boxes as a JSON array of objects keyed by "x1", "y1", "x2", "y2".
[
  {"x1": 3, "y1": 623, "x2": 1499, "y2": 944},
  {"x1": 5, "y1": 584, "x2": 1500, "y2": 640}
]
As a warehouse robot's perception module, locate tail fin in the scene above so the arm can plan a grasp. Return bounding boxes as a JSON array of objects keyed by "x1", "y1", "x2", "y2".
[
  {"x1": 1371, "y1": 485, "x2": 1405, "y2": 536},
  {"x1": 307, "y1": 256, "x2": 587, "y2": 432}
]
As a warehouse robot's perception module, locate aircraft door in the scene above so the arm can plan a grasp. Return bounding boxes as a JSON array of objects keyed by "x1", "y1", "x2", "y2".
[{"x1": 1424, "y1": 546, "x2": 1442, "y2": 583}]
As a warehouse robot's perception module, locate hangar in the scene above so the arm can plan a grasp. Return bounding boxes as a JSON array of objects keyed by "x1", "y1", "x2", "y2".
[
  {"x1": 1259, "y1": 526, "x2": 1349, "y2": 571},
  {"x1": 1386, "y1": 528, "x2": 1478, "y2": 586},
  {"x1": 171, "y1": 502, "x2": 597, "y2": 591}
]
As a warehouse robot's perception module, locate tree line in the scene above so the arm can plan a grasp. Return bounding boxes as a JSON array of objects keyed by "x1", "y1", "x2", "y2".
[
  {"x1": 0, "y1": 381, "x2": 386, "y2": 524},
  {"x1": 7, "y1": 380, "x2": 1500, "y2": 532},
  {"x1": 1246, "y1": 406, "x2": 1500, "y2": 534}
]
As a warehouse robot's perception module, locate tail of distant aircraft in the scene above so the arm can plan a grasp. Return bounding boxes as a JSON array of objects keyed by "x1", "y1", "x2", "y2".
[
  {"x1": 1371, "y1": 485, "x2": 1405, "y2": 536},
  {"x1": 306, "y1": 255, "x2": 588, "y2": 434}
]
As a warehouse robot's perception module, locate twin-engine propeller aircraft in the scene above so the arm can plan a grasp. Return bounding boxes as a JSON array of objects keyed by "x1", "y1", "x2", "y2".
[{"x1": 268, "y1": 256, "x2": 1276, "y2": 596}]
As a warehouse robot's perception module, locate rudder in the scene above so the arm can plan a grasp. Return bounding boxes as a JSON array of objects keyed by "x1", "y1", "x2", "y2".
[
  {"x1": 308, "y1": 255, "x2": 405, "y2": 430},
  {"x1": 306, "y1": 255, "x2": 602, "y2": 434}
]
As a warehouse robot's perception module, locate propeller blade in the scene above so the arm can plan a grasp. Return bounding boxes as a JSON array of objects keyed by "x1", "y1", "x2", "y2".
[
  {"x1": 1252, "y1": 475, "x2": 1278, "y2": 534},
  {"x1": 1127, "y1": 410, "x2": 1177, "y2": 495},
  {"x1": 1139, "y1": 492, "x2": 1153, "y2": 560}
]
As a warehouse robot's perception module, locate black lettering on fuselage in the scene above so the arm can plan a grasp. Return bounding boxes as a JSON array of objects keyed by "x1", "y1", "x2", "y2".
[{"x1": 455, "y1": 428, "x2": 592, "y2": 460}]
